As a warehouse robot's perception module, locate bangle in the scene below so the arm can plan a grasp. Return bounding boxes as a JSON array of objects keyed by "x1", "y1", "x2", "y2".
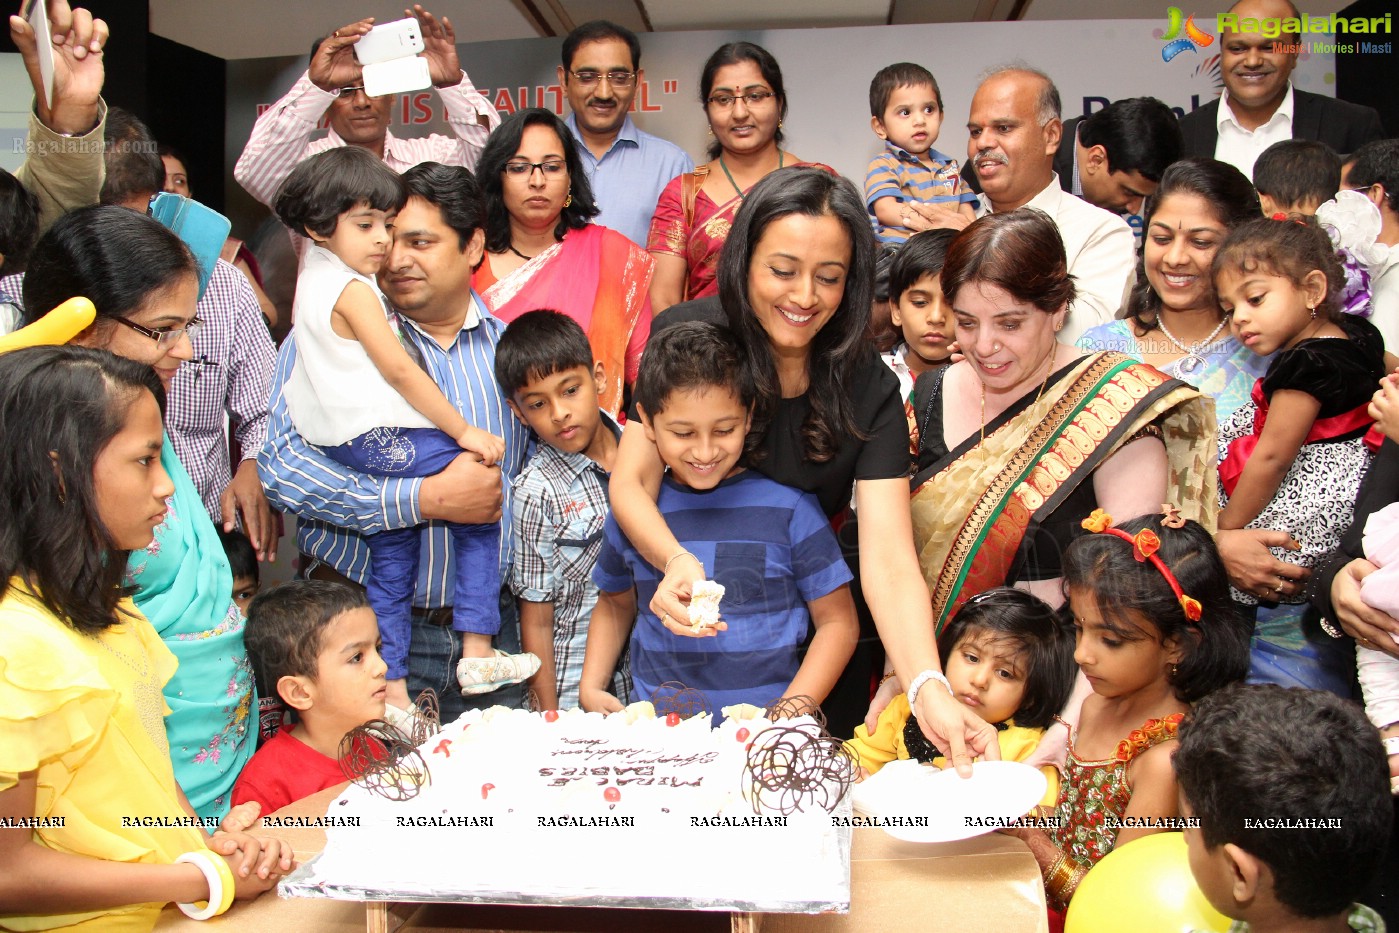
[
  {"x1": 1044, "y1": 852, "x2": 1087, "y2": 910},
  {"x1": 175, "y1": 850, "x2": 236, "y2": 920},
  {"x1": 878, "y1": 671, "x2": 899, "y2": 687},
  {"x1": 1319, "y1": 616, "x2": 1344, "y2": 639},
  {"x1": 663, "y1": 550, "x2": 698, "y2": 575},
  {"x1": 906, "y1": 669, "x2": 953, "y2": 718}
]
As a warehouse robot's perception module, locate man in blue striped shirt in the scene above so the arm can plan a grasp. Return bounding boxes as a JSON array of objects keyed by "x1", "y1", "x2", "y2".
[{"x1": 259, "y1": 162, "x2": 531, "y2": 721}]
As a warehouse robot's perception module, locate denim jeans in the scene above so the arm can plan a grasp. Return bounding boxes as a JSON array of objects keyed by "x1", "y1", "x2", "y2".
[{"x1": 406, "y1": 585, "x2": 525, "y2": 723}]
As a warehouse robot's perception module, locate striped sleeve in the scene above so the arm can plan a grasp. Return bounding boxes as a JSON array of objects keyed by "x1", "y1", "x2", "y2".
[
  {"x1": 257, "y1": 335, "x2": 422, "y2": 533},
  {"x1": 788, "y1": 491, "x2": 853, "y2": 602},
  {"x1": 234, "y1": 72, "x2": 336, "y2": 209},
  {"x1": 864, "y1": 151, "x2": 905, "y2": 207}
]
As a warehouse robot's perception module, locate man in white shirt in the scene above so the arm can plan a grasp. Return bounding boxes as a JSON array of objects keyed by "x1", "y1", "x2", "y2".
[
  {"x1": 1346, "y1": 140, "x2": 1399, "y2": 355},
  {"x1": 966, "y1": 67, "x2": 1135, "y2": 343},
  {"x1": 235, "y1": 6, "x2": 500, "y2": 210},
  {"x1": 1178, "y1": 0, "x2": 1383, "y2": 181}
]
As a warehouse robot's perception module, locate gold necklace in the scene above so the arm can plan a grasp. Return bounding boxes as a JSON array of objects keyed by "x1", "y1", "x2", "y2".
[{"x1": 979, "y1": 348, "x2": 1057, "y2": 447}]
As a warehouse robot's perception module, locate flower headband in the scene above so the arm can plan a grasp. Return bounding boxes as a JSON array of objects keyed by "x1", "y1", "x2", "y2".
[{"x1": 1080, "y1": 507, "x2": 1202, "y2": 622}]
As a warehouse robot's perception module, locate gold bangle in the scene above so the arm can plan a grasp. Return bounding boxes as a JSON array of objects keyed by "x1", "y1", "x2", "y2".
[
  {"x1": 1044, "y1": 853, "x2": 1086, "y2": 910},
  {"x1": 878, "y1": 671, "x2": 898, "y2": 687}
]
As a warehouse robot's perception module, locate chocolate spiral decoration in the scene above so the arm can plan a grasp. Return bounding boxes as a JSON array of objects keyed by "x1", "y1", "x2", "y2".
[
  {"x1": 649, "y1": 680, "x2": 712, "y2": 720},
  {"x1": 763, "y1": 695, "x2": 827, "y2": 728},
  {"x1": 337, "y1": 719, "x2": 432, "y2": 801},
  {"x1": 409, "y1": 689, "x2": 441, "y2": 746},
  {"x1": 744, "y1": 725, "x2": 856, "y2": 816}
]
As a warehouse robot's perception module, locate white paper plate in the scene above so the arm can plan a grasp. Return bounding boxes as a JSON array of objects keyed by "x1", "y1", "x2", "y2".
[{"x1": 852, "y1": 759, "x2": 1048, "y2": 843}]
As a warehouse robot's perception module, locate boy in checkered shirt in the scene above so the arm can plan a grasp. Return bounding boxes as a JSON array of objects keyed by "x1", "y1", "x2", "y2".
[{"x1": 495, "y1": 310, "x2": 630, "y2": 709}]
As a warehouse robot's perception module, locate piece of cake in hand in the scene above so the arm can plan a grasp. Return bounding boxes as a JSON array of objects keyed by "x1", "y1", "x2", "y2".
[
  {"x1": 689, "y1": 579, "x2": 725, "y2": 633},
  {"x1": 581, "y1": 323, "x2": 859, "y2": 716}
]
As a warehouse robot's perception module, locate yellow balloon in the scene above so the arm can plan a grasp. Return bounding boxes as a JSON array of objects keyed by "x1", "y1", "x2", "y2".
[
  {"x1": 0, "y1": 297, "x2": 97, "y2": 354},
  {"x1": 1065, "y1": 833, "x2": 1231, "y2": 933}
]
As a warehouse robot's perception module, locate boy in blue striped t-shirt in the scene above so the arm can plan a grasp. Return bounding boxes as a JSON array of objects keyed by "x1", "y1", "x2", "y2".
[
  {"x1": 865, "y1": 62, "x2": 979, "y2": 245},
  {"x1": 581, "y1": 322, "x2": 859, "y2": 718}
]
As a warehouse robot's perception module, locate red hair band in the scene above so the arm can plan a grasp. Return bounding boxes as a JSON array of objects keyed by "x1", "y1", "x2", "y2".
[{"x1": 1080, "y1": 508, "x2": 1203, "y2": 622}]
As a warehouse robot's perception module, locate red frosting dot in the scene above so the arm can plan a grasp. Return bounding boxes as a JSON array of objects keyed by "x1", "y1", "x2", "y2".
[
  {"x1": 603, "y1": 787, "x2": 621, "y2": 802},
  {"x1": 665, "y1": 712, "x2": 681, "y2": 727},
  {"x1": 735, "y1": 727, "x2": 751, "y2": 743},
  {"x1": 544, "y1": 710, "x2": 559, "y2": 722},
  {"x1": 481, "y1": 783, "x2": 495, "y2": 799}
]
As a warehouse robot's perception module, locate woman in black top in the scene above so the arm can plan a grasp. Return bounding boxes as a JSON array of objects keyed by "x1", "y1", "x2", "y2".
[{"x1": 610, "y1": 166, "x2": 996, "y2": 765}]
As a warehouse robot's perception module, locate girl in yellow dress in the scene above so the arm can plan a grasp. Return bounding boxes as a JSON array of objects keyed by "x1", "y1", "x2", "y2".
[{"x1": 0, "y1": 347, "x2": 292, "y2": 932}]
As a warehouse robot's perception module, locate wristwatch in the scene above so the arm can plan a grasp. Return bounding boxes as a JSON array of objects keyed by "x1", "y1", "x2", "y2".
[{"x1": 907, "y1": 669, "x2": 954, "y2": 719}]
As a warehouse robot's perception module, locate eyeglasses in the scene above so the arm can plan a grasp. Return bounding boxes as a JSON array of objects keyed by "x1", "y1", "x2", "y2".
[
  {"x1": 333, "y1": 84, "x2": 367, "y2": 97},
  {"x1": 112, "y1": 315, "x2": 203, "y2": 348},
  {"x1": 706, "y1": 90, "x2": 776, "y2": 108},
  {"x1": 503, "y1": 159, "x2": 567, "y2": 178},
  {"x1": 568, "y1": 70, "x2": 636, "y2": 88}
]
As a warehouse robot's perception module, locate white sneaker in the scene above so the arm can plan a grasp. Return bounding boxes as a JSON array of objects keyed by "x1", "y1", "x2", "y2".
[{"x1": 456, "y1": 650, "x2": 541, "y2": 695}]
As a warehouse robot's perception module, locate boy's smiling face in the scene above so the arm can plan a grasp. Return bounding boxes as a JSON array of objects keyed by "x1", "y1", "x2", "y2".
[
  {"x1": 873, "y1": 82, "x2": 943, "y2": 159},
  {"x1": 508, "y1": 363, "x2": 608, "y2": 459},
  {"x1": 639, "y1": 384, "x2": 750, "y2": 490}
]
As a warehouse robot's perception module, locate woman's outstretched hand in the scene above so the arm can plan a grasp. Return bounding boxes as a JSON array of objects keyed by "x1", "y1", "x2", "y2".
[{"x1": 913, "y1": 680, "x2": 1001, "y2": 777}]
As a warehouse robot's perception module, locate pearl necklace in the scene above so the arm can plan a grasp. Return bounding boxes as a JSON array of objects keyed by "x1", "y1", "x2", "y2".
[{"x1": 1155, "y1": 314, "x2": 1230, "y2": 374}]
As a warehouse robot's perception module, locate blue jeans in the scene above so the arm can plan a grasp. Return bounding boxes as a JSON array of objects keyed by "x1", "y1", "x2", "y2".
[
  {"x1": 407, "y1": 586, "x2": 524, "y2": 723},
  {"x1": 327, "y1": 427, "x2": 501, "y2": 680}
]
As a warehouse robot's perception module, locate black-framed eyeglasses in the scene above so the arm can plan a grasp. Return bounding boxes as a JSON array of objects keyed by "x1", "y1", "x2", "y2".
[
  {"x1": 568, "y1": 70, "x2": 636, "y2": 88},
  {"x1": 334, "y1": 84, "x2": 367, "y2": 97},
  {"x1": 503, "y1": 159, "x2": 568, "y2": 178},
  {"x1": 706, "y1": 90, "x2": 776, "y2": 108},
  {"x1": 112, "y1": 315, "x2": 203, "y2": 348}
]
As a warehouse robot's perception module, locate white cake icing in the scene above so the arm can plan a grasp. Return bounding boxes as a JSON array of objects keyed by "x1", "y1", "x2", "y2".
[{"x1": 306, "y1": 704, "x2": 851, "y2": 910}]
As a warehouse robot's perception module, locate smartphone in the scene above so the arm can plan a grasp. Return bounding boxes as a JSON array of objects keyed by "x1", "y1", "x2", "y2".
[
  {"x1": 362, "y1": 56, "x2": 432, "y2": 98},
  {"x1": 353, "y1": 17, "x2": 424, "y2": 66}
]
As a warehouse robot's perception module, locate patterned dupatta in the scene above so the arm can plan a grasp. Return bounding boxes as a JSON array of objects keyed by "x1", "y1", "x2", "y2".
[{"x1": 910, "y1": 352, "x2": 1216, "y2": 635}]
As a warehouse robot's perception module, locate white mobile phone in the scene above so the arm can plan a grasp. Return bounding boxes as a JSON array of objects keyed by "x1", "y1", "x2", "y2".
[
  {"x1": 362, "y1": 56, "x2": 432, "y2": 98},
  {"x1": 353, "y1": 17, "x2": 424, "y2": 66}
]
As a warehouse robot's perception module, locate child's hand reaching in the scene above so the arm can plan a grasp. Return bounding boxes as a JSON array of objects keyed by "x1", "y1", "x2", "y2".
[
  {"x1": 580, "y1": 685, "x2": 624, "y2": 715},
  {"x1": 1369, "y1": 373, "x2": 1399, "y2": 442},
  {"x1": 218, "y1": 801, "x2": 261, "y2": 835},
  {"x1": 456, "y1": 425, "x2": 505, "y2": 466}
]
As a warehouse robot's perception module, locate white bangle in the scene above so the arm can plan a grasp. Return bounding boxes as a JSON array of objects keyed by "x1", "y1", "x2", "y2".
[
  {"x1": 907, "y1": 669, "x2": 954, "y2": 719},
  {"x1": 175, "y1": 851, "x2": 228, "y2": 921}
]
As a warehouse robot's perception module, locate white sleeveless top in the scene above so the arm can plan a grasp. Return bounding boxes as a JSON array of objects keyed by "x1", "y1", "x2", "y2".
[{"x1": 284, "y1": 243, "x2": 434, "y2": 446}]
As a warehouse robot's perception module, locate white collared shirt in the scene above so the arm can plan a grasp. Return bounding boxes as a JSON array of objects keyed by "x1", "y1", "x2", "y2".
[{"x1": 1214, "y1": 83, "x2": 1295, "y2": 181}]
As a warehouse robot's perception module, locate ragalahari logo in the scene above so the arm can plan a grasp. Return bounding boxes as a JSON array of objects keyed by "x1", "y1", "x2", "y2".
[{"x1": 1161, "y1": 6, "x2": 1215, "y2": 61}]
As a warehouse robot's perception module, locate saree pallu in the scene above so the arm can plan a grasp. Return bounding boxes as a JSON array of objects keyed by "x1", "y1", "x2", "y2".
[
  {"x1": 647, "y1": 162, "x2": 836, "y2": 304},
  {"x1": 911, "y1": 353, "x2": 1216, "y2": 635},
  {"x1": 475, "y1": 224, "x2": 653, "y2": 416}
]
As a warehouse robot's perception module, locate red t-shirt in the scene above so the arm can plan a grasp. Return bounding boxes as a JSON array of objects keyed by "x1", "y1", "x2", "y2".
[{"x1": 231, "y1": 725, "x2": 347, "y2": 814}]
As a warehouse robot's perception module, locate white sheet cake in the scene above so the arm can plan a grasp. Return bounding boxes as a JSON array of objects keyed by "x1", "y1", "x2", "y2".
[{"x1": 305, "y1": 703, "x2": 852, "y2": 910}]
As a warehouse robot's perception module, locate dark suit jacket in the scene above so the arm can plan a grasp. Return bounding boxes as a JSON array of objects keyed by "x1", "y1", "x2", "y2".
[
  {"x1": 1178, "y1": 88, "x2": 1385, "y2": 160},
  {"x1": 1054, "y1": 116, "x2": 1082, "y2": 192}
]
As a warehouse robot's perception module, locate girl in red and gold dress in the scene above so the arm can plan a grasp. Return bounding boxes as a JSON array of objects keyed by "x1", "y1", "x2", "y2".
[{"x1": 1006, "y1": 510, "x2": 1251, "y2": 925}]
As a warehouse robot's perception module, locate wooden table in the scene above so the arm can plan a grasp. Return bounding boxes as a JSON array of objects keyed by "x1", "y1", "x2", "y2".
[{"x1": 155, "y1": 785, "x2": 1048, "y2": 933}]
